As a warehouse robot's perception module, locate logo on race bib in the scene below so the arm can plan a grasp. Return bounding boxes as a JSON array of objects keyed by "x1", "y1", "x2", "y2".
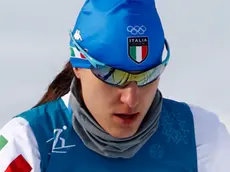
[{"x1": 46, "y1": 126, "x2": 76, "y2": 154}]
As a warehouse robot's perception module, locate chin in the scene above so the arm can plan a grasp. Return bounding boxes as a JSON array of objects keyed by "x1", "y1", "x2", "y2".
[{"x1": 108, "y1": 117, "x2": 144, "y2": 139}]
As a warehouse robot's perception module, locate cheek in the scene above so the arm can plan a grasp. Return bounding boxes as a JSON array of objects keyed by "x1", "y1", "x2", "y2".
[
  {"x1": 139, "y1": 81, "x2": 159, "y2": 104},
  {"x1": 80, "y1": 74, "x2": 118, "y2": 108},
  {"x1": 81, "y1": 78, "x2": 101, "y2": 102}
]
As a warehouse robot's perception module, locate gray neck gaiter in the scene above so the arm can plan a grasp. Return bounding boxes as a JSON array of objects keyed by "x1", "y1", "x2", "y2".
[{"x1": 70, "y1": 79, "x2": 163, "y2": 158}]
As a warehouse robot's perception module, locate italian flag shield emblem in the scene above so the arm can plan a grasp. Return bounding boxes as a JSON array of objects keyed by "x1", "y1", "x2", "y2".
[{"x1": 128, "y1": 37, "x2": 148, "y2": 63}]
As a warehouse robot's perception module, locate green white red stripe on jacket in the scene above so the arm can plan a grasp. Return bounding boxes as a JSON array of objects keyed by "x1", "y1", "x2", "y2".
[{"x1": 0, "y1": 118, "x2": 40, "y2": 172}]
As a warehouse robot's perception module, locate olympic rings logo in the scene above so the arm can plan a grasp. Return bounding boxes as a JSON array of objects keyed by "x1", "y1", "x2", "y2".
[{"x1": 127, "y1": 25, "x2": 147, "y2": 35}]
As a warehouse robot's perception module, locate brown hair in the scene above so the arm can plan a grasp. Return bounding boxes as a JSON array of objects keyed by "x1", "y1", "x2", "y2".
[{"x1": 33, "y1": 61, "x2": 80, "y2": 107}]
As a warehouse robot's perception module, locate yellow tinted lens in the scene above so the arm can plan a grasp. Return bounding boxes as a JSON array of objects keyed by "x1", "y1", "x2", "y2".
[{"x1": 92, "y1": 64, "x2": 165, "y2": 86}]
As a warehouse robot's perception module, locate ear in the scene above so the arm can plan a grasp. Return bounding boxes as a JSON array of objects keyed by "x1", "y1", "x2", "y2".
[{"x1": 73, "y1": 68, "x2": 81, "y2": 79}]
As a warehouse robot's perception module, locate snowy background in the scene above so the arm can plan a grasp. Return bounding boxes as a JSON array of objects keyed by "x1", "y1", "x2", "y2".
[{"x1": 0, "y1": 0, "x2": 229, "y2": 132}]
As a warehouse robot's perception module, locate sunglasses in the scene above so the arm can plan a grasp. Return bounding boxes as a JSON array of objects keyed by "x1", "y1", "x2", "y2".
[{"x1": 69, "y1": 30, "x2": 170, "y2": 87}]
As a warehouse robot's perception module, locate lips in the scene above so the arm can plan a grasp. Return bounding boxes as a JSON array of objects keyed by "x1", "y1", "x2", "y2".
[
  {"x1": 114, "y1": 113, "x2": 138, "y2": 118},
  {"x1": 112, "y1": 112, "x2": 139, "y2": 125}
]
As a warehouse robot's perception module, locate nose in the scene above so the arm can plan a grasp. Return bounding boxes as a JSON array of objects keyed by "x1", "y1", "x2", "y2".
[{"x1": 120, "y1": 82, "x2": 139, "y2": 108}]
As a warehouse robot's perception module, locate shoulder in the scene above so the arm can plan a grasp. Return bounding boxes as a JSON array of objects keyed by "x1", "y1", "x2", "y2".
[
  {"x1": 0, "y1": 117, "x2": 36, "y2": 146},
  {"x1": 0, "y1": 96, "x2": 71, "y2": 171},
  {"x1": 16, "y1": 97, "x2": 69, "y2": 126},
  {"x1": 189, "y1": 105, "x2": 221, "y2": 144},
  {"x1": 162, "y1": 98, "x2": 230, "y2": 171},
  {"x1": 15, "y1": 96, "x2": 72, "y2": 144},
  {"x1": 1, "y1": 116, "x2": 33, "y2": 137},
  {"x1": 0, "y1": 97, "x2": 67, "y2": 150},
  {"x1": 188, "y1": 104, "x2": 230, "y2": 172},
  {"x1": 188, "y1": 104, "x2": 229, "y2": 146},
  {"x1": 1, "y1": 96, "x2": 69, "y2": 149}
]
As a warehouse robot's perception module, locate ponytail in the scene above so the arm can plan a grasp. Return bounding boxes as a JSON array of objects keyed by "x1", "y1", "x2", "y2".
[{"x1": 33, "y1": 61, "x2": 80, "y2": 107}]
